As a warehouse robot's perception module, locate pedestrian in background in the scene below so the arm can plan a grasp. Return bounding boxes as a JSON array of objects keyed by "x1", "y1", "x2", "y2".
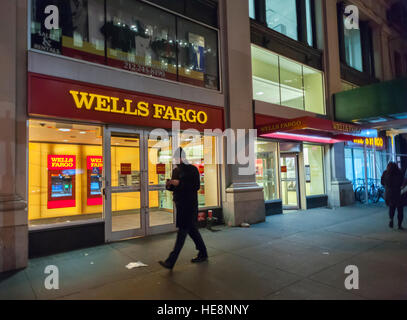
[
  {"x1": 381, "y1": 162, "x2": 404, "y2": 230},
  {"x1": 159, "y1": 147, "x2": 208, "y2": 269}
]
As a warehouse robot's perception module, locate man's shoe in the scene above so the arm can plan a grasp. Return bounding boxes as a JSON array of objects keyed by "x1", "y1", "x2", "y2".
[
  {"x1": 389, "y1": 220, "x2": 394, "y2": 228},
  {"x1": 159, "y1": 261, "x2": 173, "y2": 270},
  {"x1": 398, "y1": 226, "x2": 404, "y2": 230},
  {"x1": 191, "y1": 256, "x2": 208, "y2": 263}
]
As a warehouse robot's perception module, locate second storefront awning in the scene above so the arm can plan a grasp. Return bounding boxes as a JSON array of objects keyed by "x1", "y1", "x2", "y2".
[{"x1": 256, "y1": 116, "x2": 363, "y2": 144}]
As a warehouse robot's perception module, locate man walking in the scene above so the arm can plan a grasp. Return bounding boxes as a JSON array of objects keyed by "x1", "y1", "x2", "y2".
[{"x1": 159, "y1": 148, "x2": 208, "y2": 269}]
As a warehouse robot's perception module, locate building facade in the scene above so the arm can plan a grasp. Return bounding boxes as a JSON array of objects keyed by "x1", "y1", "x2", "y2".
[{"x1": 1, "y1": 0, "x2": 406, "y2": 272}]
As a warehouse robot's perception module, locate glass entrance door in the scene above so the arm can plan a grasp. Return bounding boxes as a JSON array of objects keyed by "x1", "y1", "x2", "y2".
[
  {"x1": 146, "y1": 135, "x2": 175, "y2": 235},
  {"x1": 103, "y1": 128, "x2": 176, "y2": 242},
  {"x1": 280, "y1": 154, "x2": 299, "y2": 210}
]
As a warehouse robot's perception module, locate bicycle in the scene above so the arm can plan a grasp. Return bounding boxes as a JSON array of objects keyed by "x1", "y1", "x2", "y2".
[{"x1": 354, "y1": 179, "x2": 385, "y2": 203}]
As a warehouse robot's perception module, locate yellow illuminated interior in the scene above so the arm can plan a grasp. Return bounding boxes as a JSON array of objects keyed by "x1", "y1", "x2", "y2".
[{"x1": 28, "y1": 120, "x2": 219, "y2": 227}]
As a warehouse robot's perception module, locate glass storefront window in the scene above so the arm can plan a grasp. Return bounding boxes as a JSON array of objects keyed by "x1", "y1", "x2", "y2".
[
  {"x1": 345, "y1": 147, "x2": 391, "y2": 189},
  {"x1": 31, "y1": 0, "x2": 106, "y2": 64},
  {"x1": 252, "y1": 45, "x2": 326, "y2": 115},
  {"x1": 345, "y1": 147, "x2": 354, "y2": 182},
  {"x1": 28, "y1": 120, "x2": 103, "y2": 226},
  {"x1": 265, "y1": 0, "x2": 298, "y2": 41},
  {"x1": 105, "y1": 0, "x2": 177, "y2": 81},
  {"x1": 180, "y1": 135, "x2": 219, "y2": 207},
  {"x1": 255, "y1": 140, "x2": 279, "y2": 201},
  {"x1": 30, "y1": 0, "x2": 219, "y2": 90},
  {"x1": 177, "y1": 18, "x2": 219, "y2": 90},
  {"x1": 304, "y1": 144, "x2": 325, "y2": 196}
]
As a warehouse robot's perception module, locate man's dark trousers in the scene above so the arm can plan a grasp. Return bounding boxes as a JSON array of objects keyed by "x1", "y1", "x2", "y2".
[{"x1": 166, "y1": 225, "x2": 207, "y2": 267}]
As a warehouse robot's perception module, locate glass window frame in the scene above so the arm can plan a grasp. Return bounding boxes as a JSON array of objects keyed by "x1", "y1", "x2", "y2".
[
  {"x1": 251, "y1": 44, "x2": 326, "y2": 115},
  {"x1": 252, "y1": 0, "x2": 316, "y2": 48},
  {"x1": 28, "y1": 0, "x2": 221, "y2": 92},
  {"x1": 303, "y1": 143, "x2": 326, "y2": 196},
  {"x1": 28, "y1": 119, "x2": 222, "y2": 231},
  {"x1": 337, "y1": 2, "x2": 375, "y2": 77},
  {"x1": 255, "y1": 138, "x2": 281, "y2": 201}
]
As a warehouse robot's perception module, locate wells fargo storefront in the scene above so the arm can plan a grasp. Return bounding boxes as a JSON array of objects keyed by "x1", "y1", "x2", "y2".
[
  {"x1": 255, "y1": 114, "x2": 363, "y2": 213},
  {"x1": 27, "y1": 73, "x2": 224, "y2": 257}
]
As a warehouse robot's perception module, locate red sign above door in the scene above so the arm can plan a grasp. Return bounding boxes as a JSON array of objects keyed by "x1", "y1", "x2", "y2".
[{"x1": 28, "y1": 73, "x2": 224, "y2": 132}]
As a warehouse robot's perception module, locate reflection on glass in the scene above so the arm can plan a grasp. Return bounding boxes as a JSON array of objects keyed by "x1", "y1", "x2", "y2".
[
  {"x1": 279, "y1": 57, "x2": 304, "y2": 110},
  {"x1": 148, "y1": 137, "x2": 174, "y2": 227},
  {"x1": 105, "y1": 0, "x2": 177, "y2": 80},
  {"x1": 249, "y1": 0, "x2": 255, "y2": 19},
  {"x1": 30, "y1": 0, "x2": 220, "y2": 90},
  {"x1": 305, "y1": 0, "x2": 313, "y2": 46},
  {"x1": 344, "y1": 17, "x2": 363, "y2": 72},
  {"x1": 265, "y1": 0, "x2": 298, "y2": 40},
  {"x1": 280, "y1": 156, "x2": 298, "y2": 208},
  {"x1": 180, "y1": 135, "x2": 218, "y2": 208},
  {"x1": 255, "y1": 140, "x2": 279, "y2": 201},
  {"x1": 111, "y1": 135, "x2": 141, "y2": 231},
  {"x1": 177, "y1": 18, "x2": 219, "y2": 90},
  {"x1": 31, "y1": 0, "x2": 105, "y2": 64}
]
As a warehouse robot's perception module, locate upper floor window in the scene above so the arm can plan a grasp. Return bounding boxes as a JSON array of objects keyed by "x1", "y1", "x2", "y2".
[
  {"x1": 265, "y1": 0, "x2": 298, "y2": 41},
  {"x1": 343, "y1": 18, "x2": 363, "y2": 72},
  {"x1": 249, "y1": 0, "x2": 256, "y2": 19},
  {"x1": 251, "y1": 45, "x2": 325, "y2": 115},
  {"x1": 30, "y1": 0, "x2": 219, "y2": 91},
  {"x1": 338, "y1": 2, "x2": 375, "y2": 77},
  {"x1": 250, "y1": 0, "x2": 316, "y2": 47}
]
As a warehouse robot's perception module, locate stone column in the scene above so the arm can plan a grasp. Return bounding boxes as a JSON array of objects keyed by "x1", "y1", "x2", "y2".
[
  {"x1": 0, "y1": 0, "x2": 28, "y2": 272},
  {"x1": 219, "y1": 0, "x2": 265, "y2": 226},
  {"x1": 321, "y1": 0, "x2": 354, "y2": 207}
]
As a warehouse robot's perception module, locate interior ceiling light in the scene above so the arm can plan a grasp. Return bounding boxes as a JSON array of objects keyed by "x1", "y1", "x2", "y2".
[{"x1": 58, "y1": 128, "x2": 71, "y2": 132}]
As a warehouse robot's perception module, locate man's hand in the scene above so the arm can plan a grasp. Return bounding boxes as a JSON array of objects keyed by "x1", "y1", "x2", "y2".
[{"x1": 170, "y1": 179, "x2": 180, "y2": 187}]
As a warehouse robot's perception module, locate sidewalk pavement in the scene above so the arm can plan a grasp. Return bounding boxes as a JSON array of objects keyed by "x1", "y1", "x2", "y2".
[{"x1": 1, "y1": 203, "x2": 406, "y2": 300}]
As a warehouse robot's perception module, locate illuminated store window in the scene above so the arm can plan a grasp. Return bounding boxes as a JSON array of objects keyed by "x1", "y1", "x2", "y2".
[
  {"x1": 303, "y1": 65, "x2": 324, "y2": 114},
  {"x1": 255, "y1": 140, "x2": 279, "y2": 201},
  {"x1": 31, "y1": 0, "x2": 106, "y2": 64},
  {"x1": 265, "y1": 0, "x2": 298, "y2": 41},
  {"x1": 180, "y1": 135, "x2": 219, "y2": 207},
  {"x1": 345, "y1": 147, "x2": 354, "y2": 182},
  {"x1": 304, "y1": 144, "x2": 325, "y2": 196},
  {"x1": 280, "y1": 57, "x2": 304, "y2": 110},
  {"x1": 105, "y1": 0, "x2": 177, "y2": 81},
  {"x1": 252, "y1": 45, "x2": 326, "y2": 115},
  {"x1": 177, "y1": 18, "x2": 219, "y2": 90},
  {"x1": 28, "y1": 120, "x2": 103, "y2": 226},
  {"x1": 30, "y1": 0, "x2": 220, "y2": 90},
  {"x1": 252, "y1": 48, "x2": 280, "y2": 105}
]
